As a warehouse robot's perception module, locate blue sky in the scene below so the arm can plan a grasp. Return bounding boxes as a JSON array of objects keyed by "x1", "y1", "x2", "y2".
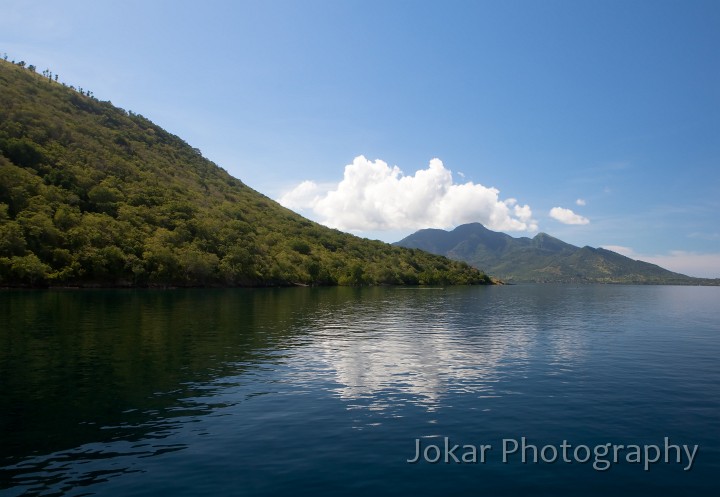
[{"x1": 2, "y1": 0, "x2": 719, "y2": 276}]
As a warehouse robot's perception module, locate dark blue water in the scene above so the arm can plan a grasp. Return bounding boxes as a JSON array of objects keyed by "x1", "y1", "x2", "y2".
[{"x1": 1, "y1": 285, "x2": 719, "y2": 496}]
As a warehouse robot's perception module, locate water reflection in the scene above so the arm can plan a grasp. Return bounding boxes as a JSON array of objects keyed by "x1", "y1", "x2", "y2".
[
  {"x1": 1, "y1": 286, "x2": 598, "y2": 494},
  {"x1": 302, "y1": 286, "x2": 590, "y2": 413},
  {"x1": 0, "y1": 288, "x2": 327, "y2": 494}
]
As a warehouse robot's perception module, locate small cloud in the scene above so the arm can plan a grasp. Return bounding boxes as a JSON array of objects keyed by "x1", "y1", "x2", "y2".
[
  {"x1": 457, "y1": 171, "x2": 465, "y2": 178},
  {"x1": 549, "y1": 207, "x2": 590, "y2": 225},
  {"x1": 278, "y1": 156, "x2": 537, "y2": 233},
  {"x1": 576, "y1": 198, "x2": 586, "y2": 206},
  {"x1": 601, "y1": 245, "x2": 636, "y2": 257}
]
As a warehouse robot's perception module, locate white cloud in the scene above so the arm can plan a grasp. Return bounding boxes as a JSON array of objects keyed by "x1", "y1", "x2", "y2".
[
  {"x1": 276, "y1": 180, "x2": 322, "y2": 210},
  {"x1": 549, "y1": 207, "x2": 590, "y2": 225},
  {"x1": 576, "y1": 198, "x2": 586, "y2": 206},
  {"x1": 601, "y1": 245, "x2": 635, "y2": 257},
  {"x1": 601, "y1": 246, "x2": 720, "y2": 279},
  {"x1": 278, "y1": 156, "x2": 537, "y2": 233}
]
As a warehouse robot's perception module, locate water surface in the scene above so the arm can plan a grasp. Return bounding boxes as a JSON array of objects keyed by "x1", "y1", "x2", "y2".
[{"x1": 1, "y1": 285, "x2": 718, "y2": 496}]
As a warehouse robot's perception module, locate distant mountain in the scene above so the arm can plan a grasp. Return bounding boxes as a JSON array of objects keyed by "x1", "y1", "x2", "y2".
[
  {"x1": 0, "y1": 59, "x2": 489, "y2": 287},
  {"x1": 395, "y1": 223, "x2": 718, "y2": 284}
]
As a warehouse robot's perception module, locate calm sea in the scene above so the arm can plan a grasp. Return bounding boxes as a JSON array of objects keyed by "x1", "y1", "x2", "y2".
[{"x1": 1, "y1": 285, "x2": 718, "y2": 496}]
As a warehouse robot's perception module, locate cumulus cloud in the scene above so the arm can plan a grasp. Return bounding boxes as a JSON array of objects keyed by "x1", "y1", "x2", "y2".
[
  {"x1": 576, "y1": 198, "x2": 586, "y2": 206},
  {"x1": 277, "y1": 180, "x2": 323, "y2": 210},
  {"x1": 549, "y1": 206, "x2": 590, "y2": 225},
  {"x1": 278, "y1": 156, "x2": 537, "y2": 233}
]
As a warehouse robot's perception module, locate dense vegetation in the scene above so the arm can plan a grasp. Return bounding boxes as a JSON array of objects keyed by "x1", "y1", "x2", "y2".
[
  {"x1": 0, "y1": 59, "x2": 490, "y2": 287},
  {"x1": 396, "y1": 223, "x2": 719, "y2": 285}
]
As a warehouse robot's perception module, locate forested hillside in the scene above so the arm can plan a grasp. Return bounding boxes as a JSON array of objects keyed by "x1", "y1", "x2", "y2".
[
  {"x1": 396, "y1": 223, "x2": 718, "y2": 285},
  {"x1": 0, "y1": 59, "x2": 489, "y2": 287}
]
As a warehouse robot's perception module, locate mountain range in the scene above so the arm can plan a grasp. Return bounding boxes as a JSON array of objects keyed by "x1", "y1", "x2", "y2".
[
  {"x1": 395, "y1": 223, "x2": 718, "y2": 285},
  {"x1": 0, "y1": 59, "x2": 488, "y2": 287},
  {"x1": 4, "y1": 58, "x2": 714, "y2": 288}
]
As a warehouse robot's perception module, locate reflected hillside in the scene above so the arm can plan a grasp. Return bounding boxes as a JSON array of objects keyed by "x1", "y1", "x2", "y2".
[
  {"x1": 0, "y1": 285, "x2": 618, "y2": 466},
  {"x1": 3, "y1": 285, "x2": 718, "y2": 496},
  {"x1": 0, "y1": 288, "x2": 335, "y2": 466}
]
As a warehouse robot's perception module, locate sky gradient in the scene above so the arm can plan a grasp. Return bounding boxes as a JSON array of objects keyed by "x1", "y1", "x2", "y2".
[{"x1": 2, "y1": 0, "x2": 718, "y2": 276}]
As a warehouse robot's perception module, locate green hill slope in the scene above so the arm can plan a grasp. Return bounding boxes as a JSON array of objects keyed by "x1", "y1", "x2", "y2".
[
  {"x1": 396, "y1": 223, "x2": 718, "y2": 284},
  {"x1": 0, "y1": 60, "x2": 489, "y2": 287}
]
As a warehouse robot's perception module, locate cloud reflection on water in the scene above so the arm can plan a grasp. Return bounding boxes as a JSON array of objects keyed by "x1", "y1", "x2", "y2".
[{"x1": 299, "y1": 287, "x2": 588, "y2": 414}]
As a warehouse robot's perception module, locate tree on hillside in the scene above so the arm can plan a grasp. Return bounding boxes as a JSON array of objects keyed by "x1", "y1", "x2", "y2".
[{"x1": 0, "y1": 58, "x2": 490, "y2": 288}]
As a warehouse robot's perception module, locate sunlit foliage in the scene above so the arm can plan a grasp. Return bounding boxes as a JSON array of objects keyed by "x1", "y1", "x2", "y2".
[{"x1": 0, "y1": 60, "x2": 490, "y2": 287}]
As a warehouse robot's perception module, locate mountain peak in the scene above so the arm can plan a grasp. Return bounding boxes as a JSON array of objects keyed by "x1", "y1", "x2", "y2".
[{"x1": 397, "y1": 222, "x2": 708, "y2": 284}]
